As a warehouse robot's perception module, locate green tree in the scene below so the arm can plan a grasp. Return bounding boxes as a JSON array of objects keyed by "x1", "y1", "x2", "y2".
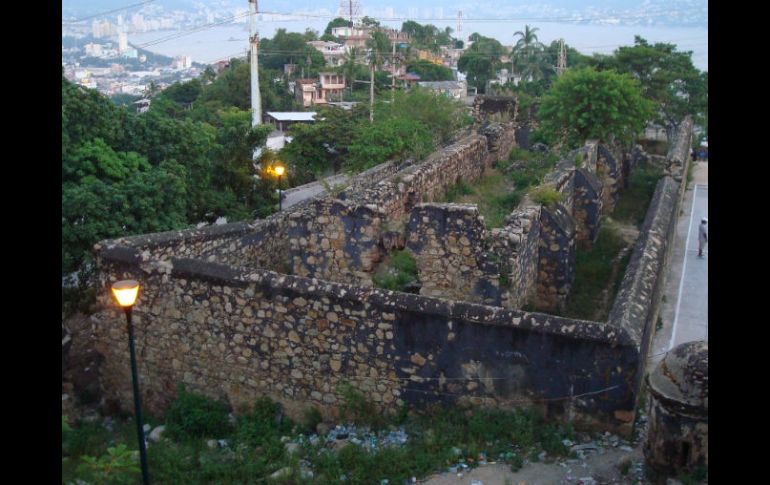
[
  {"x1": 405, "y1": 59, "x2": 454, "y2": 81},
  {"x1": 591, "y1": 36, "x2": 707, "y2": 141},
  {"x1": 512, "y1": 25, "x2": 546, "y2": 82},
  {"x1": 346, "y1": 117, "x2": 433, "y2": 171},
  {"x1": 537, "y1": 67, "x2": 655, "y2": 148},
  {"x1": 325, "y1": 17, "x2": 350, "y2": 35},
  {"x1": 457, "y1": 34, "x2": 504, "y2": 93}
]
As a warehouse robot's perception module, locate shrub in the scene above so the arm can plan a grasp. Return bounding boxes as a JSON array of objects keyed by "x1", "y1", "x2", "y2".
[
  {"x1": 76, "y1": 444, "x2": 140, "y2": 485},
  {"x1": 235, "y1": 397, "x2": 293, "y2": 448},
  {"x1": 531, "y1": 186, "x2": 563, "y2": 206},
  {"x1": 372, "y1": 250, "x2": 419, "y2": 293},
  {"x1": 338, "y1": 382, "x2": 386, "y2": 430},
  {"x1": 444, "y1": 181, "x2": 474, "y2": 202},
  {"x1": 164, "y1": 384, "x2": 232, "y2": 440}
]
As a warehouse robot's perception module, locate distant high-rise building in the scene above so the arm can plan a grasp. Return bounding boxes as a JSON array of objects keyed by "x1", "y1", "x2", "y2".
[
  {"x1": 408, "y1": 8, "x2": 418, "y2": 19},
  {"x1": 384, "y1": 7, "x2": 394, "y2": 19},
  {"x1": 422, "y1": 8, "x2": 431, "y2": 19},
  {"x1": 118, "y1": 32, "x2": 128, "y2": 53},
  {"x1": 131, "y1": 13, "x2": 145, "y2": 32},
  {"x1": 435, "y1": 7, "x2": 443, "y2": 20}
]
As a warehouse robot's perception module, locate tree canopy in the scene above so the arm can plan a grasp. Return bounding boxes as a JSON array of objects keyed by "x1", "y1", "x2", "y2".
[
  {"x1": 457, "y1": 34, "x2": 505, "y2": 93},
  {"x1": 537, "y1": 67, "x2": 655, "y2": 148},
  {"x1": 588, "y1": 36, "x2": 707, "y2": 140}
]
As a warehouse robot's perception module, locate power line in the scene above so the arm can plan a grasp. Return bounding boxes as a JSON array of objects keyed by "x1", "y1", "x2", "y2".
[
  {"x1": 135, "y1": 12, "x2": 252, "y2": 49},
  {"x1": 64, "y1": 0, "x2": 157, "y2": 24}
]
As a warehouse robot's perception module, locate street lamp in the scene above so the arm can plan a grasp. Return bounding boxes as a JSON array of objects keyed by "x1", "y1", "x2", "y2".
[
  {"x1": 274, "y1": 163, "x2": 285, "y2": 211},
  {"x1": 111, "y1": 280, "x2": 151, "y2": 485}
]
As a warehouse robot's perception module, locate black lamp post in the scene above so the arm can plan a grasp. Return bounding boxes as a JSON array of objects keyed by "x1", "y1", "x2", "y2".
[
  {"x1": 274, "y1": 163, "x2": 285, "y2": 211},
  {"x1": 111, "y1": 280, "x2": 151, "y2": 485}
]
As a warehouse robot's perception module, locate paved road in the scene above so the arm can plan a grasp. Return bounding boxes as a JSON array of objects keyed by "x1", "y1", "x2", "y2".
[
  {"x1": 650, "y1": 162, "x2": 708, "y2": 364},
  {"x1": 282, "y1": 174, "x2": 350, "y2": 209}
]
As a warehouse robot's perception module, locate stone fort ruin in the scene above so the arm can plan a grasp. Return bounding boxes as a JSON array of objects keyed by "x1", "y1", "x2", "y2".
[{"x1": 91, "y1": 97, "x2": 694, "y2": 435}]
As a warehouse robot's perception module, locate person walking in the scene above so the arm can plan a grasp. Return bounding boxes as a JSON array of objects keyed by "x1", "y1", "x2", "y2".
[{"x1": 698, "y1": 217, "x2": 708, "y2": 257}]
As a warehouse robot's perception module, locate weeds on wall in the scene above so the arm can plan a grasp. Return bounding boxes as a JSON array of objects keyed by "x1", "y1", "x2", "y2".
[
  {"x1": 531, "y1": 186, "x2": 563, "y2": 207},
  {"x1": 612, "y1": 163, "x2": 665, "y2": 226},
  {"x1": 372, "y1": 249, "x2": 419, "y2": 293}
]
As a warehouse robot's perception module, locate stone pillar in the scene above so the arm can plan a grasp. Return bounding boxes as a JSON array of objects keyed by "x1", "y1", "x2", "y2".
[
  {"x1": 535, "y1": 202, "x2": 576, "y2": 312},
  {"x1": 645, "y1": 341, "x2": 708, "y2": 477}
]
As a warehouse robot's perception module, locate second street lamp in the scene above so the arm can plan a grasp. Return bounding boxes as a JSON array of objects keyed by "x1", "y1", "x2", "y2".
[
  {"x1": 111, "y1": 280, "x2": 151, "y2": 485},
  {"x1": 274, "y1": 163, "x2": 285, "y2": 211}
]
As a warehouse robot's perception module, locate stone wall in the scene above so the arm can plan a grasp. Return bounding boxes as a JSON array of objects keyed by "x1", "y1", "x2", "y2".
[
  {"x1": 489, "y1": 202, "x2": 541, "y2": 309},
  {"x1": 573, "y1": 168, "x2": 604, "y2": 245},
  {"x1": 472, "y1": 96, "x2": 518, "y2": 123},
  {"x1": 596, "y1": 144, "x2": 624, "y2": 213},
  {"x1": 93, "y1": 248, "x2": 641, "y2": 432},
  {"x1": 479, "y1": 121, "x2": 518, "y2": 167},
  {"x1": 406, "y1": 204, "x2": 500, "y2": 306},
  {"x1": 346, "y1": 134, "x2": 489, "y2": 221},
  {"x1": 287, "y1": 199, "x2": 384, "y2": 285},
  {"x1": 535, "y1": 203, "x2": 577, "y2": 313}
]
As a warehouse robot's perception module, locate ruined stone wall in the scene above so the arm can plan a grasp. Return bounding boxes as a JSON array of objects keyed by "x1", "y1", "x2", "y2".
[
  {"x1": 573, "y1": 168, "x2": 604, "y2": 245},
  {"x1": 406, "y1": 204, "x2": 500, "y2": 306},
  {"x1": 347, "y1": 135, "x2": 489, "y2": 221},
  {"x1": 479, "y1": 121, "x2": 518, "y2": 167},
  {"x1": 596, "y1": 144, "x2": 624, "y2": 213},
  {"x1": 608, "y1": 175, "x2": 678, "y2": 409},
  {"x1": 536, "y1": 203, "x2": 577, "y2": 313},
  {"x1": 94, "y1": 247, "x2": 641, "y2": 432},
  {"x1": 664, "y1": 116, "x2": 694, "y2": 184},
  {"x1": 489, "y1": 202, "x2": 541, "y2": 309},
  {"x1": 543, "y1": 160, "x2": 576, "y2": 213},
  {"x1": 472, "y1": 96, "x2": 518, "y2": 124},
  {"x1": 287, "y1": 199, "x2": 384, "y2": 285}
]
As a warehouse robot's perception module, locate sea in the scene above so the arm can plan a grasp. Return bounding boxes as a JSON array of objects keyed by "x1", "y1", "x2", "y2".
[{"x1": 129, "y1": 15, "x2": 708, "y2": 72}]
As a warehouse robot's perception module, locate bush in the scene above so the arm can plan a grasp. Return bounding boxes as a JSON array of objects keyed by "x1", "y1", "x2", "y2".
[
  {"x1": 338, "y1": 382, "x2": 386, "y2": 430},
  {"x1": 164, "y1": 384, "x2": 233, "y2": 440},
  {"x1": 76, "y1": 444, "x2": 141, "y2": 485},
  {"x1": 531, "y1": 186, "x2": 563, "y2": 206},
  {"x1": 372, "y1": 249, "x2": 419, "y2": 293}
]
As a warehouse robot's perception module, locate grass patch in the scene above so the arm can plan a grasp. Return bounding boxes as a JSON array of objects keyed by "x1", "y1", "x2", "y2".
[
  {"x1": 530, "y1": 186, "x2": 563, "y2": 207},
  {"x1": 372, "y1": 249, "x2": 419, "y2": 293},
  {"x1": 612, "y1": 163, "x2": 664, "y2": 226},
  {"x1": 63, "y1": 393, "x2": 575, "y2": 485},
  {"x1": 563, "y1": 221, "x2": 629, "y2": 320}
]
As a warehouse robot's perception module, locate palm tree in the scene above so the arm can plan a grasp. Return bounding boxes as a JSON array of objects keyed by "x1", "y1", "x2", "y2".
[
  {"x1": 366, "y1": 31, "x2": 390, "y2": 122},
  {"x1": 512, "y1": 25, "x2": 545, "y2": 82}
]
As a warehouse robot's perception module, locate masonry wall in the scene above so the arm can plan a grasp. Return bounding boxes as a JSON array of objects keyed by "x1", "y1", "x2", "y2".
[
  {"x1": 93, "y1": 248, "x2": 641, "y2": 433},
  {"x1": 346, "y1": 135, "x2": 489, "y2": 221},
  {"x1": 489, "y1": 202, "x2": 541, "y2": 309},
  {"x1": 596, "y1": 144, "x2": 624, "y2": 213},
  {"x1": 573, "y1": 168, "x2": 604, "y2": 245},
  {"x1": 535, "y1": 203, "x2": 577, "y2": 313},
  {"x1": 406, "y1": 204, "x2": 500, "y2": 306}
]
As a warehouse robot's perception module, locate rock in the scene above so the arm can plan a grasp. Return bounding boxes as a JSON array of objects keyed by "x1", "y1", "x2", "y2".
[
  {"x1": 269, "y1": 467, "x2": 293, "y2": 481},
  {"x1": 619, "y1": 445, "x2": 634, "y2": 452},
  {"x1": 571, "y1": 443, "x2": 598, "y2": 452},
  {"x1": 143, "y1": 424, "x2": 151, "y2": 433},
  {"x1": 577, "y1": 478, "x2": 596, "y2": 485},
  {"x1": 285, "y1": 442, "x2": 300, "y2": 456},
  {"x1": 217, "y1": 439, "x2": 229, "y2": 448},
  {"x1": 537, "y1": 451, "x2": 547, "y2": 462},
  {"x1": 332, "y1": 439, "x2": 350, "y2": 452},
  {"x1": 280, "y1": 436, "x2": 291, "y2": 444},
  {"x1": 316, "y1": 422, "x2": 330, "y2": 435},
  {"x1": 470, "y1": 481, "x2": 484, "y2": 485},
  {"x1": 665, "y1": 480, "x2": 684, "y2": 485},
  {"x1": 207, "y1": 439, "x2": 218, "y2": 449},
  {"x1": 148, "y1": 425, "x2": 166, "y2": 442}
]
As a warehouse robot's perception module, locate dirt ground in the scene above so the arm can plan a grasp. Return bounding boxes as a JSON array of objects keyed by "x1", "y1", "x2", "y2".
[{"x1": 422, "y1": 446, "x2": 646, "y2": 485}]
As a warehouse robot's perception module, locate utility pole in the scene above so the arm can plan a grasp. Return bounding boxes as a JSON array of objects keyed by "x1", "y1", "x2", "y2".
[
  {"x1": 556, "y1": 38, "x2": 567, "y2": 76},
  {"x1": 370, "y1": 62, "x2": 374, "y2": 123},
  {"x1": 249, "y1": 0, "x2": 261, "y2": 129},
  {"x1": 391, "y1": 40, "x2": 396, "y2": 101}
]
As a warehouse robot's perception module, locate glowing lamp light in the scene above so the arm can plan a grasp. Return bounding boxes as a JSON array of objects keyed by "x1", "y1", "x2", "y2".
[
  {"x1": 112, "y1": 280, "x2": 140, "y2": 307},
  {"x1": 273, "y1": 164, "x2": 285, "y2": 177}
]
